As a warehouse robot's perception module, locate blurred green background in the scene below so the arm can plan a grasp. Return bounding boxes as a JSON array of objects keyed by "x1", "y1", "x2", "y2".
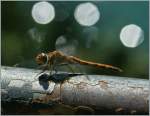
[{"x1": 1, "y1": 1, "x2": 149, "y2": 79}]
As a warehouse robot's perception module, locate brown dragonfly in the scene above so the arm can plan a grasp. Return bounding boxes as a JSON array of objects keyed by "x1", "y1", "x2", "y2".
[{"x1": 35, "y1": 51, "x2": 122, "y2": 74}]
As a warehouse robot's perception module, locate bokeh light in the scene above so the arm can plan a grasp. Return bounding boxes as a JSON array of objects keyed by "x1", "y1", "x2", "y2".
[
  {"x1": 55, "y1": 35, "x2": 78, "y2": 55},
  {"x1": 74, "y1": 2, "x2": 100, "y2": 26},
  {"x1": 82, "y1": 26, "x2": 99, "y2": 48},
  {"x1": 31, "y1": 1, "x2": 55, "y2": 24},
  {"x1": 120, "y1": 24, "x2": 144, "y2": 48},
  {"x1": 28, "y1": 27, "x2": 46, "y2": 43}
]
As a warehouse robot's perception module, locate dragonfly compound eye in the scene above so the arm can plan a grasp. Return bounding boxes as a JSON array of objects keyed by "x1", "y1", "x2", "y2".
[{"x1": 36, "y1": 53, "x2": 48, "y2": 65}]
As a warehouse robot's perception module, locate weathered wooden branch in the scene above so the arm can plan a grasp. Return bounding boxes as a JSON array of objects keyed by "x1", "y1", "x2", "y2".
[{"x1": 1, "y1": 66, "x2": 149, "y2": 115}]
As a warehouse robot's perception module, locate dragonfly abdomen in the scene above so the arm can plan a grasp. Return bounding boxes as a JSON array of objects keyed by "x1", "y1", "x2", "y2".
[{"x1": 70, "y1": 56, "x2": 122, "y2": 72}]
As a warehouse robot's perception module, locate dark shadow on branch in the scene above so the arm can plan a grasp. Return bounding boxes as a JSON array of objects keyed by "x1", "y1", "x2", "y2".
[{"x1": 38, "y1": 73, "x2": 83, "y2": 84}]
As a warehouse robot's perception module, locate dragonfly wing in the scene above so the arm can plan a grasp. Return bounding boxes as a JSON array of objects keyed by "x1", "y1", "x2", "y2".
[{"x1": 55, "y1": 35, "x2": 78, "y2": 56}]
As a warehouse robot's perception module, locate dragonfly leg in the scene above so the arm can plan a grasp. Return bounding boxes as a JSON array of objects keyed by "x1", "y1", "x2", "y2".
[
  {"x1": 49, "y1": 64, "x2": 54, "y2": 76},
  {"x1": 56, "y1": 63, "x2": 75, "y2": 74},
  {"x1": 34, "y1": 64, "x2": 49, "y2": 80},
  {"x1": 66, "y1": 64, "x2": 75, "y2": 74},
  {"x1": 53, "y1": 65, "x2": 58, "y2": 75},
  {"x1": 73, "y1": 63, "x2": 90, "y2": 80}
]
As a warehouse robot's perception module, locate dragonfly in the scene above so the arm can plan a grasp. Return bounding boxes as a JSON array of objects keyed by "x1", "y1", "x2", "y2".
[{"x1": 35, "y1": 50, "x2": 122, "y2": 76}]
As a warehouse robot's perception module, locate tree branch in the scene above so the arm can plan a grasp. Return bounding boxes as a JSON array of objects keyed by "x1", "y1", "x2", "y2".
[{"x1": 1, "y1": 66, "x2": 149, "y2": 115}]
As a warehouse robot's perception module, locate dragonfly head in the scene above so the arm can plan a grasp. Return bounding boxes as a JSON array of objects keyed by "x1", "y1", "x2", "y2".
[{"x1": 36, "y1": 53, "x2": 48, "y2": 65}]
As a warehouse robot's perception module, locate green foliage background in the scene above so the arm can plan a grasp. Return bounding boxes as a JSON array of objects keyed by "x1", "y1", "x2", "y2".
[{"x1": 2, "y1": 1, "x2": 149, "y2": 78}]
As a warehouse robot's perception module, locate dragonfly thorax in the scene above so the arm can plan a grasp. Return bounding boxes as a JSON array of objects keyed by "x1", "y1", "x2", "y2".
[{"x1": 36, "y1": 53, "x2": 49, "y2": 65}]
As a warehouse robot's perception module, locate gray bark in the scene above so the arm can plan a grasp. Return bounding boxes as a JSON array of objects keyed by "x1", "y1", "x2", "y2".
[{"x1": 1, "y1": 66, "x2": 149, "y2": 115}]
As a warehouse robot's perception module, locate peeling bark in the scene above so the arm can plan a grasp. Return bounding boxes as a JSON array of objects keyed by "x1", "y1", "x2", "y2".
[{"x1": 1, "y1": 66, "x2": 149, "y2": 115}]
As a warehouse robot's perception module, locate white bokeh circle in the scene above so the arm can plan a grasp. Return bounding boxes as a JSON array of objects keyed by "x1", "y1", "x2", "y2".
[
  {"x1": 74, "y1": 2, "x2": 100, "y2": 26},
  {"x1": 120, "y1": 24, "x2": 144, "y2": 48},
  {"x1": 31, "y1": 2, "x2": 55, "y2": 24}
]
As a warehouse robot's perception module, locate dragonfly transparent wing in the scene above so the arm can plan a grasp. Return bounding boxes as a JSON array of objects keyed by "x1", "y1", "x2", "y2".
[
  {"x1": 55, "y1": 35, "x2": 78, "y2": 56},
  {"x1": 55, "y1": 35, "x2": 89, "y2": 79}
]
